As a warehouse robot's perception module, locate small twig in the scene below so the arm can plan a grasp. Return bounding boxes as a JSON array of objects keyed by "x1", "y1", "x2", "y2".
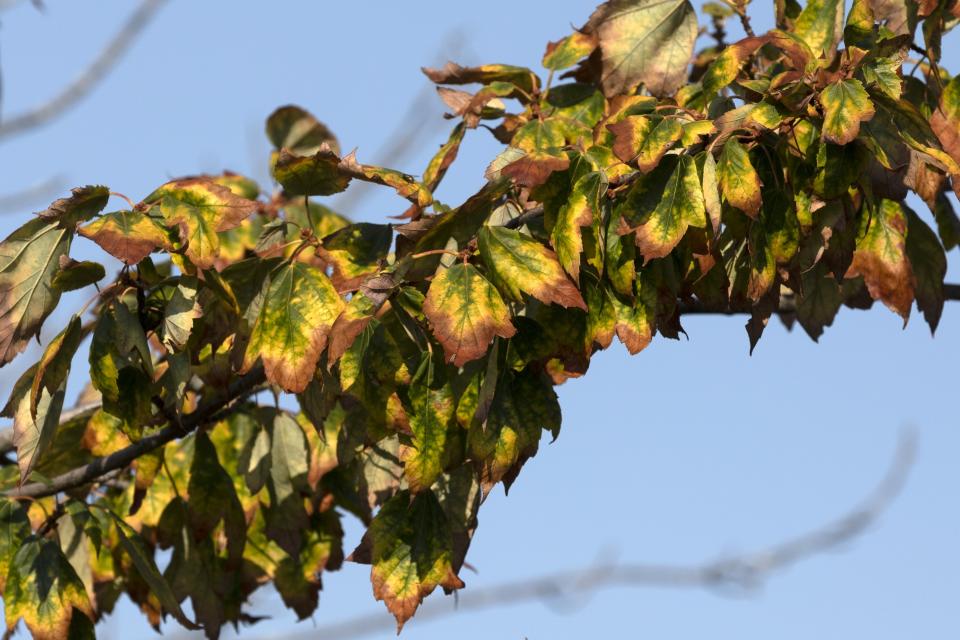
[{"x1": 0, "y1": 0, "x2": 168, "y2": 141}]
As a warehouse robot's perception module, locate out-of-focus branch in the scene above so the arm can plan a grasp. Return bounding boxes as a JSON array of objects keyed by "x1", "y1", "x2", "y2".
[
  {"x1": 0, "y1": 174, "x2": 64, "y2": 213},
  {"x1": 244, "y1": 430, "x2": 916, "y2": 640},
  {"x1": 331, "y1": 32, "x2": 466, "y2": 214},
  {"x1": 0, "y1": 0, "x2": 167, "y2": 141}
]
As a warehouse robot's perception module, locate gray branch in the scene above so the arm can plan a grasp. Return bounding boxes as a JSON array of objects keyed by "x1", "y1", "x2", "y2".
[
  {"x1": 0, "y1": 0, "x2": 167, "y2": 141},
  {"x1": 240, "y1": 430, "x2": 916, "y2": 640}
]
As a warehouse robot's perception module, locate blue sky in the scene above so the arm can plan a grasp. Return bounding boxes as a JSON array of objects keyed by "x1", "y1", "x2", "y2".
[{"x1": 1, "y1": 1, "x2": 958, "y2": 638}]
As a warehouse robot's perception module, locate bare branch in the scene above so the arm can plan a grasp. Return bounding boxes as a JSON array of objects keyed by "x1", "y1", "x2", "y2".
[
  {"x1": 250, "y1": 430, "x2": 916, "y2": 640},
  {"x1": 0, "y1": 0, "x2": 167, "y2": 141}
]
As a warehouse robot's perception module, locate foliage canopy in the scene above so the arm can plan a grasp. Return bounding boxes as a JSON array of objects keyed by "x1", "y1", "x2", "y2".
[{"x1": 1, "y1": 0, "x2": 959, "y2": 636}]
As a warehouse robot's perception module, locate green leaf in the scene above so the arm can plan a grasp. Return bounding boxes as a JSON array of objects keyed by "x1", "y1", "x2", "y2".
[
  {"x1": 2, "y1": 363, "x2": 66, "y2": 484},
  {"x1": 718, "y1": 138, "x2": 763, "y2": 218},
  {"x1": 147, "y1": 177, "x2": 259, "y2": 269},
  {"x1": 701, "y1": 35, "x2": 769, "y2": 99},
  {"x1": 821, "y1": 79, "x2": 875, "y2": 145},
  {"x1": 0, "y1": 218, "x2": 72, "y2": 366},
  {"x1": 904, "y1": 207, "x2": 947, "y2": 332},
  {"x1": 159, "y1": 276, "x2": 200, "y2": 352},
  {"x1": 423, "y1": 263, "x2": 516, "y2": 367},
  {"x1": 107, "y1": 510, "x2": 200, "y2": 630},
  {"x1": 0, "y1": 500, "x2": 30, "y2": 593},
  {"x1": 349, "y1": 490, "x2": 464, "y2": 630},
  {"x1": 3, "y1": 537, "x2": 94, "y2": 639},
  {"x1": 607, "y1": 116, "x2": 683, "y2": 173},
  {"x1": 242, "y1": 261, "x2": 344, "y2": 392},
  {"x1": 30, "y1": 314, "x2": 83, "y2": 420},
  {"x1": 619, "y1": 155, "x2": 706, "y2": 262},
  {"x1": 423, "y1": 123, "x2": 466, "y2": 191},
  {"x1": 795, "y1": 262, "x2": 842, "y2": 341},
  {"x1": 319, "y1": 223, "x2": 393, "y2": 290},
  {"x1": 478, "y1": 225, "x2": 586, "y2": 310},
  {"x1": 542, "y1": 31, "x2": 597, "y2": 70},
  {"x1": 187, "y1": 431, "x2": 246, "y2": 564},
  {"x1": 794, "y1": 0, "x2": 844, "y2": 59},
  {"x1": 273, "y1": 147, "x2": 351, "y2": 197},
  {"x1": 552, "y1": 171, "x2": 605, "y2": 280},
  {"x1": 266, "y1": 105, "x2": 340, "y2": 155},
  {"x1": 36, "y1": 185, "x2": 110, "y2": 227},
  {"x1": 847, "y1": 199, "x2": 914, "y2": 319},
  {"x1": 401, "y1": 382, "x2": 455, "y2": 493},
  {"x1": 89, "y1": 300, "x2": 154, "y2": 428},
  {"x1": 51, "y1": 258, "x2": 105, "y2": 292},
  {"x1": 701, "y1": 151, "x2": 722, "y2": 233},
  {"x1": 584, "y1": 0, "x2": 699, "y2": 97},
  {"x1": 78, "y1": 209, "x2": 171, "y2": 265}
]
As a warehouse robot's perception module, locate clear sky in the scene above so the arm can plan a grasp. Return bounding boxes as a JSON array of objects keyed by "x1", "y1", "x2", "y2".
[{"x1": 1, "y1": 1, "x2": 958, "y2": 639}]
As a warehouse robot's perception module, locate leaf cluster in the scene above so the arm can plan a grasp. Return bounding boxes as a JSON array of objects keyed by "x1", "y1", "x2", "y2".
[{"x1": 0, "y1": 0, "x2": 958, "y2": 636}]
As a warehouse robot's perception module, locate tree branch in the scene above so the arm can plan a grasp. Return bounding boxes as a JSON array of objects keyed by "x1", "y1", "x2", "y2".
[
  {"x1": 1, "y1": 366, "x2": 265, "y2": 499},
  {"x1": 0, "y1": 0, "x2": 167, "y2": 141},
  {"x1": 254, "y1": 430, "x2": 916, "y2": 640},
  {"x1": 0, "y1": 174, "x2": 66, "y2": 213}
]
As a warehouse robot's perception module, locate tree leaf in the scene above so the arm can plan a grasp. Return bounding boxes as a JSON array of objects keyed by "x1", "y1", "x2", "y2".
[
  {"x1": 423, "y1": 263, "x2": 516, "y2": 367},
  {"x1": 422, "y1": 62, "x2": 539, "y2": 95},
  {"x1": 159, "y1": 276, "x2": 200, "y2": 353},
  {"x1": 543, "y1": 31, "x2": 597, "y2": 71},
  {"x1": 794, "y1": 0, "x2": 844, "y2": 58},
  {"x1": 904, "y1": 206, "x2": 947, "y2": 332},
  {"x1": 242, "y1": 261, "x2": 344, "y2": 392},
  {"x1": 796, "y1": 262, "x2": 842, "y2": 341},
  {"x1": 478, "y1": 225, "x2": 586, "y2": 309},
  {"x1": 2, "y1": 361, "x2": 66, "y2": 484},
  {"x1": 584, "y1": 0, "x2": 699, "y2": 97},
  {"x1": 701, "y1": 35, "x2": 770, "y2": 99},
  {"x1": 36, "y1": 185, "x2": 110, "y2": 227},
  {"x1": 106, "y1": 511, "x2": 200, "y2": 630},
  {"x1": 423, "y1": 123, "x2": 466, "y2": 191},
  {"x1": 78, "y1": 209, "x2": 171, "y2": 265},
  {"x1": 552, "y1": 171, "x2": 605, "y2": 280},
  {"x1": 147, "y1": 177, "x2": 259, "y2": 269},
  {"x1": 266, "y1": 105, "x2": 340, "y2": 155},
  {"x1": 931, "y1": 75, "x2": 960, "y2": 167},
  {"x1": 619, "y1": 155, "x2": 706, "y2": 262},
  {"x1": 500, "y1": 151, "x2": 570, "y2": 188},
  {"x1": 3, "y1": 537, "x2": 94, "y2": 640},
  {"x1": 0, "y1": 219, "x2": 72, "y2": 366},
  {"x1": 608, "y1": 116, "x2": 682, "y2": 172},
  {"x1": 718, "y1": 138, "x2": 763, "y2": 218},
  {"x1": 30, "y1": 314, "x2": 83, "y2": 420},
  {"x1": 846, "y1": 199, "x2": 914, "y2": 319},
  {"x1": 51, "y1": 257, "x2": 105, "y2": 292},
  {"x1": 349, "y1": 490, "x2": 463, "y2": 630},
  {"x1": 318, "y1": 223, "x2": 393, "y2": 291},
  {"x1": 273, "y1": 147, "x2": 352, "y2": 197},
  {"x1": 821, "y1": 79, "x2": 875, "y2": 145},
  {"x1": 0, "y1": 500, "x2": 30, "y2": 593},
  {"x1": 401, "y1": 382, "x2": 455, "y2": 493}
]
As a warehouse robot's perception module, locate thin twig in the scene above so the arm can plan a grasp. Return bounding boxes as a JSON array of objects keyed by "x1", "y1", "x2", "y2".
[
  {"x1": 239, "y1": 430, "x2": 916, "y2": 640},
  {"x1": 0, "y1": 0, "x2": 168, "y2": 141}
]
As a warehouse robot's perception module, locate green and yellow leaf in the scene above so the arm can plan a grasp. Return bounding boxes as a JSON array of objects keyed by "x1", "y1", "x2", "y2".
[
  {"x1": 718, "y1": 138, "x2": 763, "y2": 218},
  {"x1": 242, "y1": 261, "x2": 344, "y2": 392},
  {"x1": 78, "y1": 209, "x2": 171, "y2": 265},
  {"x1": 478, "y1": 225, "x2": 586, "y2": 310},
  {"x1": 820, "y1": 79, "x2": 875, "y2": 145},
  {"x1": 423, "y1": 263, "x2": 516, "y2": 367}
]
